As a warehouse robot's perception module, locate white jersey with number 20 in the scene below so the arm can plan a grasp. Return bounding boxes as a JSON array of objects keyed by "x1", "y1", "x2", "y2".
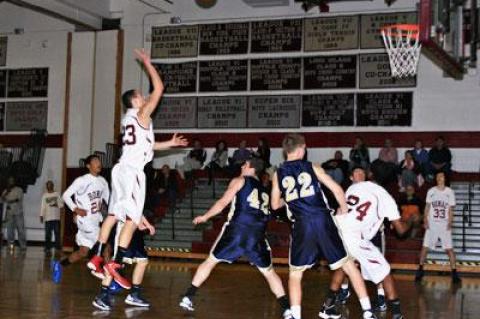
[
  {"x1": 119, "y1": 108, "x2": 155, "y2": 170},
  {"x1": 337, "y1": 181, "x2": 400, "y2": 241}
]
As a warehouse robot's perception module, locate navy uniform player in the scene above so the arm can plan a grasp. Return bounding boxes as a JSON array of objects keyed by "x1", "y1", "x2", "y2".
[
  {"x1": 179, "y1": 158, "x2": 293, "y2": 319},
  {"x1": 93, "y1": 218, "x2": 155, "y2": 311},
  {"x1": 271, "y1": 134, "x2": 376, "y2": 319}
]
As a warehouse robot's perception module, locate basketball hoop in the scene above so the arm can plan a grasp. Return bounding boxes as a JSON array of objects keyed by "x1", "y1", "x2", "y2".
[{"x1": 381, "y1": 24, "x2": 421, "y2": 78}]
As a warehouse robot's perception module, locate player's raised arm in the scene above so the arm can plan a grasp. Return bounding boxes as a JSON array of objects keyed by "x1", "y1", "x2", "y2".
[
  {"x1": 312, "y1": 163, "x2": 348, "y2": 214},
  {"x1": 135, "y1": 48, "x2": 164, "y2": 121},
  {"x1": 153, "y1": 133, "x2": 189, "y2": 150},
  {"x1": 270, "y1": 172, "x2": 285, "y2": 210},
  {"x1": 193, "y1": 177, "x2": 245, "y2": 225}
]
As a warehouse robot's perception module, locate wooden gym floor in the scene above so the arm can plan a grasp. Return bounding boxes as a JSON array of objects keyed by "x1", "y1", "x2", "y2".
[{"x1": 0, "y1": 247, "x2": 479, "y2": 319}]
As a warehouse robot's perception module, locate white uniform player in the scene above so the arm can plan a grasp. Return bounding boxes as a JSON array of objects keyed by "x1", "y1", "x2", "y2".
[
  {"x1": 422, "y1": 186, "x2": 455, "y2": 250},
  {"x1": 63, "y1": 174, "x2": 110, "y2": 249},
  {"x1": 109, "y1": 108, "x2": 154, "y2": 225},
  {"x1": 335, "y1": 181, "x2": 400, "y2": 284}
]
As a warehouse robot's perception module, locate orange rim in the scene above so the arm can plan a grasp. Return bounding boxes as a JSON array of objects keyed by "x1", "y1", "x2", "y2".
[{"x1": 381, "y1": 24, "x2": 420, "y2": 39}]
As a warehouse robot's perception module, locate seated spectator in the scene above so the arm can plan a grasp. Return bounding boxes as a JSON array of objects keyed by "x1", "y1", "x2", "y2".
[
  {"x1": 399, "y1": 150, "x2": 423, "y2": 191},
  {"x1": 349, "y1": 137, "x2": 370, "y2": 170},
  {"x1": 427, "y1": 136, "x2": 452, "y2": 180},
  {"x1": 253, "y1": 138, "x2": 271, "y2": 169},
  {"x1": 321, "y1": 150, "x2": 349, "y2": 186},
  {"x1": 177, "y1": 139, "x2": 207, "y2": 179},
  {"x1": 378, "y1": 138, "x2": 398, "y2": 165},
  {"x1": 228, "y1": 140, "x2": 252, "y2": 175},
  {"x1": 151, "y1": 165, "x2": 178, "y2": 210},
  {"x1": 206, "y1": 140, "x2": 228, "y2": 185},
  {"x1": 411, "y1": 139, "x2": 429, "y2": 175},
  {"x1": 398, "y1": 184, "x2": 424, "y2": 238}
]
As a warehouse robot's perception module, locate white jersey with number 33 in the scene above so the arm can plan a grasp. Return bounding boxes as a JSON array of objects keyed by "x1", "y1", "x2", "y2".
[
  {"x1": 426, "y1": 186, "x2": 455, "y2": 224},
  {"x1": 338, "y1": 181, "x2": 400, "y2": 241},
  {"x1": 119, "y1": 108, "x2": 155, "y2": 170}
]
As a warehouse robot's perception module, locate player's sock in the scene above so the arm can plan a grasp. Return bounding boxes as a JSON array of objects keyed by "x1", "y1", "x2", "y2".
[
  {"x1": 60, "y1": 258, "x2": 71, "y2": 267},
  {"x1": 389, "y1": 298, "x2": 402, "y2": 315},
  {"x1": 359, "y1": 297, "x2": 372, "y2": 311},
  {"x1": 290, "y1": 305, "x2": 301, "y2": 319},
  {"x1": 341, "y1": 283, "x2": 349, "y2": 290},
  {"x1": 131, "y1": 284, "x2": 141, "y2": 294},
  {"x1": 114, "y1": 246, "x2": 127, "y2": 264},
  {"x1": 377, "y1": 288, "x2": 385, "y2": 296},
  {"x1": 185, "y1": 284, "x2": 198, "y2": 298},
  {"x1": 323, "y1": 289, "x2": 337, "y2": 307},
  {"x1": 100, "y1": 284, "x2": 110, "y2": 296},
  {"x1": 92, "y1": 241, "x2": 106, "y2": 257},
  {"x1": 277, "y1": 295, "x2": 290, "y2": 312}
]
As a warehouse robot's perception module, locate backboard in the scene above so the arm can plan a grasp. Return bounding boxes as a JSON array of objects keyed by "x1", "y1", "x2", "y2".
[{"x1": 419, "y1": 0, "x2": 470, "y2": 79}]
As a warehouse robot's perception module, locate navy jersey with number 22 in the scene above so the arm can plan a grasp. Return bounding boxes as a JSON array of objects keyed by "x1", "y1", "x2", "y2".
[
  {"x1": 276, "y1": 160, "x2": 348, "y2": 269},
  {"x1": 276, "y1": 160, "x2": 331, "y2": 220}
]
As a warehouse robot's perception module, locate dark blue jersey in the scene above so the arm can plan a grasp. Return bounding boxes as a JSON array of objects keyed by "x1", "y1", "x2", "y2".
[
  {"x1": 277, "y1": 160, "x2": 331, "y2": 220},
  {"x1": 227, "y1": 176, "x2": 270, "y2": 230}
]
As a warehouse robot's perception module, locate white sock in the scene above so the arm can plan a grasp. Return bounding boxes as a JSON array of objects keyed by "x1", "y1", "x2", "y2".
[
  {"x1": 291, "y1": 305, "x2": 301, "y2": 319},
  {"x1": 359, "y1": 297, "x2": 371, "y2": 311},
  {"x1": 377, "y1": 288, "x2": 385, "y2": 296},
  {"x1": 341, "y1": 283, "x2": 349, "y2": 290}
]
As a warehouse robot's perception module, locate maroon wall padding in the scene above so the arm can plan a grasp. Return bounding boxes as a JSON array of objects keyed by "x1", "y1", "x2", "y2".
[
  {"x1": 0, "y1": 134, "x2": 63, "y2": 148},
  {"x1": 155, "y1": 131, "x2": 480, "y2": 148}
]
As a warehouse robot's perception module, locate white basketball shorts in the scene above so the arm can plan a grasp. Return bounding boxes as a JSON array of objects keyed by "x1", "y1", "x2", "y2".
[
  {"x1": 343, "y1": 235, "x2": 391, "y2": 284},
  {"x1": 423, "y1": 222, "x2": 453, "y2": 250},
  {"x1": 109, "y1": 163, "x2": 146, "y2": 225}
]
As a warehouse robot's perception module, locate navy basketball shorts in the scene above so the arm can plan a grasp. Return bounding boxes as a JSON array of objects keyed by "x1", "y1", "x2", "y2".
[
  {"x1": 111, "y1": 221, "x2": 148, "y2": 264},
  {"x1": 290, "y1": 215, "x2": 349, "y2": 271},
  {"x1": 210, "y1": 223, "x2": 272, "y2": 269}
]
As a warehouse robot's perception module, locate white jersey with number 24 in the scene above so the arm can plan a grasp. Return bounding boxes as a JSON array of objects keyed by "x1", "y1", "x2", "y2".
[{"x1": 337, "y1": 181, "x2": 400, "y2": 241}]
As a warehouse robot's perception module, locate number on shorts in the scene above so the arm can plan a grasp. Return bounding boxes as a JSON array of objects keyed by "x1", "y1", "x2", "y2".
[
  {"x1": 281, "y1": 172, "x2": 315, "y2": 202},
  {"x1": 122, "y1": 124, "x2": 136, "y2": 145},
  {"x1": 347, "y1": 195, "x2": 372, "y2": 222},
  {"x1": 247, "y1": 189, "x2": 270, "y2": 215}
]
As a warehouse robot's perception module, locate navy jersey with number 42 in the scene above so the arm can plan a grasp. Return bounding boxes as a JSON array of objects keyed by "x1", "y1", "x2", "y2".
[
  {"x1": 277, "y1": 160, "x2": 331, "y2": 220},
  {"x1": 227, "y1": 176, "x2": 270, "y2": 229}
]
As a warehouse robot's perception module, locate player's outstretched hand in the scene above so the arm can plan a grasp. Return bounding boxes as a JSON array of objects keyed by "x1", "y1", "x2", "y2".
[
  {"x1": 193, "y1": 215, "x2": 208, "y2": 225},
  {"x1": 171, "y1": 133, "x2": 188, "y2": 147},
  {"x1": 134, "y1": 48, "x2": 151, "y2": 65}
]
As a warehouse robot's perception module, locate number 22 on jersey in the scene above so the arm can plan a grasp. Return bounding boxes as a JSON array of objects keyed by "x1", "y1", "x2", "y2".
[
  {"x1": 347, "y1": 195, "x2": 372, "y2": 222},
  {"x1": 281, "y1": 172, "x2": 315, "y2": 202}
]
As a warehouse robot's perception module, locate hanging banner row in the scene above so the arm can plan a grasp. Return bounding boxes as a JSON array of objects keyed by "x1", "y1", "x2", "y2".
[
  {"x1": 154, "y1": 92, "x2": 412, "y2": 129},
  {"x1": 153, "y1": 53, "x2": 416, "y2": 94},
  {"x1": 0, "y1": 101, "x2": 48, "y2": 131},
  {"x1": 151, "y1": 12, "x2": 416, "y2": 58},
  {"x1": 0, "y1": 68, "x2": 49, "y2": 98}
]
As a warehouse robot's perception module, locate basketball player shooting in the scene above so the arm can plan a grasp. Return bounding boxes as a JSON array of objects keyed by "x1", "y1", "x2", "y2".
[{"x1": 87, "y1": 48, "x2": 188, "y2": 289}]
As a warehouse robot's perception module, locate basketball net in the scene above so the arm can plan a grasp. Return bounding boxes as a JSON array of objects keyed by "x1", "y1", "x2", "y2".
[{"x1": 381, "y1": 24, "x2": 421, "y2": 78}]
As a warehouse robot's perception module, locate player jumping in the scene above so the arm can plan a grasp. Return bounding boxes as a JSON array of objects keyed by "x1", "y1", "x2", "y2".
[{"x1": 87, "y1": 48, "x2": 188, "y2": 288}]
